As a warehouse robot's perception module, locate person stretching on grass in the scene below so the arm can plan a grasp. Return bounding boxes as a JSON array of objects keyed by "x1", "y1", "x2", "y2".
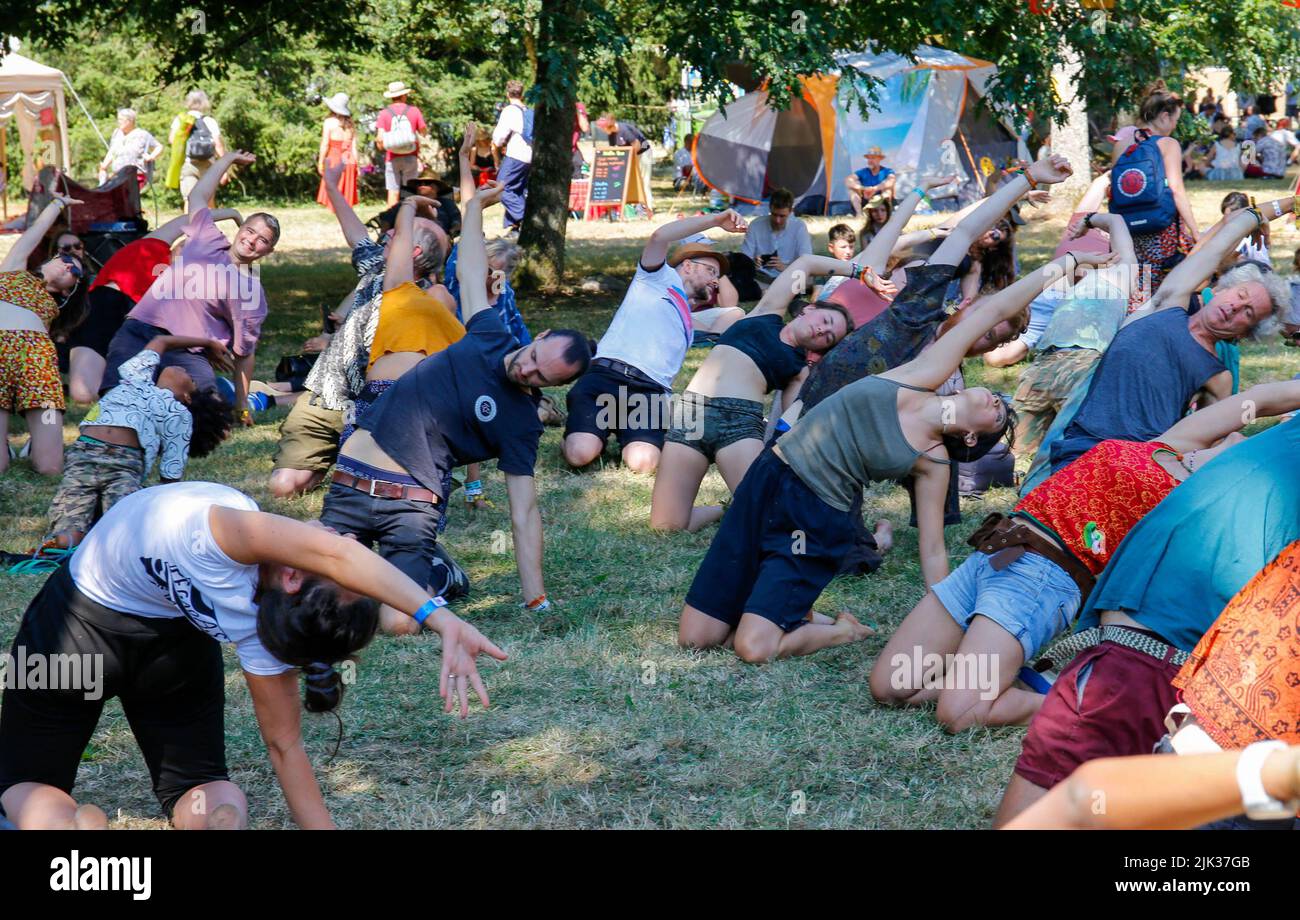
[
  {"x1": 562, "y1": 209, "x2": 748, "y2": 473},
  {"x1": 675, "y1": 155, "x2": 1091, "y2": 664},
  {"x1": 0, "y1": 481, "x2": 505, "y2": 830},
  {"x1": 43, "y1": 335, "x2": 236, "y2": 550},
  {"x1": 648, "y1": 253, "x2": 869, "y2": 533},
  {"x1": 870, "y1": 375, "x2": 1300, "y2": 732},
  {"x1": 320, "y1": 181, "x2": 591, "y2": 634}
]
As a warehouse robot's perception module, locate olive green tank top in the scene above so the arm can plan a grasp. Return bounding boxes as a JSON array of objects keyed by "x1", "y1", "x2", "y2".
[{"x1": 780, "y1": 375, "x2": 943, "y2": 512}]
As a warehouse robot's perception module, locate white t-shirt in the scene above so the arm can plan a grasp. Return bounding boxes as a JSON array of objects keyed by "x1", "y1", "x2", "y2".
[
  {"x1": 740, "y1": 215, "x2": 813, "y2": 279},
  {"x1": 70, "y1": 482, "x2": 292, "y2": 676},
  {"x1": 596, "y1": 261, "x2": 692, "y2": 389},
  {"x1": 492, "y1": 103, "x2": 533, "y2": 164}
]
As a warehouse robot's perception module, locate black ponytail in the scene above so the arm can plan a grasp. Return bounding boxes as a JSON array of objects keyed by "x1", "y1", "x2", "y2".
[{"x1": 256, "y1": 579, "x2": 380, "y2": 712}]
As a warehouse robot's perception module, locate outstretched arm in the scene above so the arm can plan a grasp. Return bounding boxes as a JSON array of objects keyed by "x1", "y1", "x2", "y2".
[
  {"x1": 1144, "y1": 198, "x2": 1296, "y2": 314},
  {"x1": 321, "y1": 160, "x2": 368, "y2": 248},
  {"x1": 931, "y1": 156, "x2": 1074, "y2": 268},
  {"x1": 640, "y1": 209, "x2": 747, "y2": 270},
  {"x1": 456, "y1": 181, "x2": 505, "y2": 324},
  {"x1": 750, "y1": 254, "x2": 859, "y2": 316},
  {"x1": 188, "y1": 150, "x2": 254, "y2": 215},
  {"x1": 1161, "y1": 378, "x2": 1300, "y2": 453},
  {"x1": 888, "y1": 250, "x2": 1114, "y2": 392},
  {"x1": 1, "y1": 193, "x2": 80, "y2": 271},
  {"x1": 1007, "y1": 746, "x2": 1300, "y2": 831},
  {"x1": 459, "y1": 121, "x2": 478, "y2": 207},
  {"x1": 857, "y1": 176, "x2": 956, "y2": 272}
]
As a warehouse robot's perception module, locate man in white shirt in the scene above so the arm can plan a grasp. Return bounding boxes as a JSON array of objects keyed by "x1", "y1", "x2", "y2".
[
  {"x1": 727, "y1": 188, "x2": 813, "y2": 300},
  {"x1": 492, "y1": 80, "x2": 533, "y2": 233},
  {"x1": 562, "y1": 210, "x2": 748, "y2": 473}
]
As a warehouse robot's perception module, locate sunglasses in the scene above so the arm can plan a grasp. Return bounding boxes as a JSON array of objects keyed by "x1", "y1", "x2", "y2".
[
  {"x1": 58, "y1": 254, "x2": 83, "y2": 279},
  {"x1": 57, "y1": 242, "x2": 84, "y2": 253}
]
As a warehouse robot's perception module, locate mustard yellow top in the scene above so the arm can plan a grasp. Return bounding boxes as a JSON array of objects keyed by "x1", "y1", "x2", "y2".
[{"x1": 369, "y1": 281, "x2": 465, "y2": 369}]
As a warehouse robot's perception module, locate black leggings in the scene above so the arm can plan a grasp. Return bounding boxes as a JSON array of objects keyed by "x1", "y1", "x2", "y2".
[{"x1": 0, "y1": 565, "x2": 228, "y2": 817}]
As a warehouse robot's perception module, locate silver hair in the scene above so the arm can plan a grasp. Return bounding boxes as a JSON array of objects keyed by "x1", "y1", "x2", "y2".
[
  {"x1": 412, "y1": 224, "x2": 445, "y2": 278},
  {"x1": 1214, "y1": 261, "x2": 1287, "y2": 339},
  {"x1": 485, "y1": 239, "x2": 522, "y2": 278},
  {"x1": 185, "y1": 90, "x2": 211, "y2": 113},
  {"x1": 117, "y1": 107, "x2": 136, "y2": 122}
]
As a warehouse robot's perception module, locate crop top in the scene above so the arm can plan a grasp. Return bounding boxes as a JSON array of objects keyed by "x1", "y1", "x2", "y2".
[{"x1": 717, "y1": 313, "x2": 806, "y2": 392}]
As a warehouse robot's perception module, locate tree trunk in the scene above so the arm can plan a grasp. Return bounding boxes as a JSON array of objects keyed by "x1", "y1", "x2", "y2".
[
  {"x1": 1050, "y1": 41, "x2": 1093, "y2": 203},
  {"x1": 516, "y1": 0, "x2": 579, "y2": 291}
]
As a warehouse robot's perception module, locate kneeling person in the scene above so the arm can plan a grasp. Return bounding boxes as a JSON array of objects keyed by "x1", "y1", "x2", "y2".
[
  {"x1": 320, "y1": 182, "x2": 591, "y2": 634},
  {"x1": 47, "y1": 335, "x2": 235, "y2": 548}
]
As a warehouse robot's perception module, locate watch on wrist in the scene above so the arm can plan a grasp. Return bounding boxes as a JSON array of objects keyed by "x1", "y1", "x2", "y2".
[{"x1": 1236, "y1": 740, "x2": 1299, "y2": 820}]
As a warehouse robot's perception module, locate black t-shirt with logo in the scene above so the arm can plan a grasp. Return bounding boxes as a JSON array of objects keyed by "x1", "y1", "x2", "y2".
[{"x1": 362, "y1": 309, "x2": 542, "y2": 498}]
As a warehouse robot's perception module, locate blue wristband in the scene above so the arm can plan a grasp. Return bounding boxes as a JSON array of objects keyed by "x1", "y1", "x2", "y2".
[
  {"x1": 464, "y1": 479, "x2": 484, "y2": 496},
  {"x1": 413, "y1": 596, "x2": 448, "y2": 626}
]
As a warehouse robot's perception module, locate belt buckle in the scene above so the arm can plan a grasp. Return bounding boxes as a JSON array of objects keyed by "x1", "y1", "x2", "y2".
[{"x1": 368, "y1": 478, "x2": 382, "y2": 497}]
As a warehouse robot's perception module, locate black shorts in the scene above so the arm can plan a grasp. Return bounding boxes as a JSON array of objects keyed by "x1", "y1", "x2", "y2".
[
  {"x1": 0, "y1": 564, "x2": 228, "y2": 818},
  {"x1": 684, "y1": 447, "x2": 855, "y2": 632},
  {"x1": 319, "y1": 481, "x2": 445, "y2": 589},
  {"x1": 564, "y1": 360, "x2": 672, "y2": 450},
  {"x1": 68, "y1": 286, "x2": 135, "y2": 358},
  {"x1": 101, "y1": 318, "x2": 219, "y2": 395}
]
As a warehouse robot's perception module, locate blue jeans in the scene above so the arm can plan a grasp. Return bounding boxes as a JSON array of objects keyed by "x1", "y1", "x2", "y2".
[{"x1": 497, "y1": 155, "x2": 530, "y2": 227}]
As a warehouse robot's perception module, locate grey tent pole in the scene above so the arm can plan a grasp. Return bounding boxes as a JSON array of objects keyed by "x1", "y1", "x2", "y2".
[{"x1": 63, "y1": 73, "x2": 110, "y2": 151}]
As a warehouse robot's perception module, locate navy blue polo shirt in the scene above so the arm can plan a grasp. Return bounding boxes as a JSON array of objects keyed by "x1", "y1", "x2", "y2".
[{"x1": 362, "y1": 309, "x2": 543, "y2": 497}]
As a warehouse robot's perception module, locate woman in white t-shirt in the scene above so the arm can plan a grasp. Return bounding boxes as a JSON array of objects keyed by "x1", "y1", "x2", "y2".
[
  {"x1": 0, "y1": 481, "x2": 505, "y2": 830},
  {"x1": 98, "y1": 108, "x2": 164, "y2": 188}
]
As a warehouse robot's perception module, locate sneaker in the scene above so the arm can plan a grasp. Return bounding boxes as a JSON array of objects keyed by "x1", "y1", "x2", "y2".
[
  {"x1": 430, "y1": 544, "x2": 470, "y2": 601},
  {"x1": 17, "y1": 438, "x2": 31, "y2": 459}
]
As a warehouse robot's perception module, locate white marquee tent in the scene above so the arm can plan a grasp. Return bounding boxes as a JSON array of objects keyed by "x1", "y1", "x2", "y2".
[{"x1": 0, "y1": 48, "x2": 71, "y2": 198}]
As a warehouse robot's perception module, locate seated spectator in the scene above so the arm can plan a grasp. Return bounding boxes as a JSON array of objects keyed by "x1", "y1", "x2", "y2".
[
  {"x1": 846, "y1": 146, "x2": 896, "y2": 216},
  {"x1": 859, "y1": 194, "x2": 893, "y2": 247},
  {"x1": 725, "y1": 188, "x2": 812, "y2": 301},
  {"x1": 1246, "y1": 126, "x2": 1288, "y2": 179},
  {"x1": 1207, "y1": 127, "x2": 1244, "y2": 181},
  {"x1": 45, "y1": 336, "x2": 235, "y2": 548},
  {"x1": 1269, "y1": 117, "x2": 1300, "y2": 163},
  {"x1": 1217, "y1": 191, "x2": 1271, "y2": 264},
  {"x1": 815, "y1": 223, "x2": 857, "y2": 300}
]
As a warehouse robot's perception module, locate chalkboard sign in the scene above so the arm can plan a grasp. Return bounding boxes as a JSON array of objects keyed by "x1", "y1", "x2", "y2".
[{"x1": 588, "y1": 146, "x2": 634, "y2": 207}]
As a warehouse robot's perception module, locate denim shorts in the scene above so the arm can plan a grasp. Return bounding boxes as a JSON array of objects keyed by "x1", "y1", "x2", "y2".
[
  {"x1": 932, "y1": 549, "x2": 1081, "y2": 661},
  {"x1": 665, "y1": 391, "x2": 766, "y2": 462}
]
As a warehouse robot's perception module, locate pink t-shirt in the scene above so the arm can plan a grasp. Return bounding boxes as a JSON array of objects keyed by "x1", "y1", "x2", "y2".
[
  {"x1": 128, "y1": 208, "x2": 268, "y2": 357},
  {"x1": 375, "y1": 103, "x2": 427, "y2": 161}
]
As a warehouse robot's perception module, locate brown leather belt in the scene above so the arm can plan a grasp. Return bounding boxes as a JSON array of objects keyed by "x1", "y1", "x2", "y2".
[
  {"x1": 331, "y1": 470, "x2": 440, "y2": 504},
  {"x1": 966, "y1": 512, "x2": 1095, "y2": 603}
]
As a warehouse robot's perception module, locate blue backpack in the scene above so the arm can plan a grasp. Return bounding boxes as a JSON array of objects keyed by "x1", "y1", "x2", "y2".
[
  {"x1": 1109, "y1": 131, "x2": 1177, "y2": 233},
  {"x1": 515, "y1": 103, "x2": 535, "y2": 146}
]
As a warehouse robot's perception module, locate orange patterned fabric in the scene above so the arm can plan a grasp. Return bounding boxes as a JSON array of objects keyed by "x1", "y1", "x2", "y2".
[
  {"x1": 1173, "y1": 541, "x2": 1300, "y2": 748},
  {"x1": 0, "y1": 270, "x2": 57, "y2": 326},
  {"x1": 1013, "y1": 439, "x2": 1179, "y2": 576},
  {"x1": 0, "y1": 331, "x2": 65, "y2": 412}
]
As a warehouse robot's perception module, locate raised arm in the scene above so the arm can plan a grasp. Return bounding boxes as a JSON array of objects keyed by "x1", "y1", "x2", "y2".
[
  {"x1": 857, "y1": 175, "x2": 955, "y2": 271},
  {"x1": 1145, "y1": 198, "x2": 1296, "y2": 312},
  {"x1": 456, "y1": 181, "x2": 505, "y2": 324},
  {"x1": 888, "y1": 250, "x2": 1113, "y2": 392},
  {"x1": 1161, "y1": 378, "x2": 1300, "y2": 453},
  {"x1": 1006, "y1": 746, "x2": 1300, "y2": 831},
  {"x1": 1, "y1": 193, "x2": 80, "y2": 271},
  {"x1": 750, "y1": 254, "x2": 859, "y2": 316},
  {"x1": 458, "y1": 120, "x2": 478, "y2": 207},
  {"x1": 1071, "y1": 211, "x2": 1139, "y2": 299},
  {"x1": 640, "y1": 209, "x2": 747, "y2": 270},
  {"x1": 188, "y1": 150, "x2": 254, "y2": 215},
  {"x1": 930, "y1": 156, "x2": 1074, "y2": 267},
  {"x1": 210, "y1": 508, "x2": 508, "y2": 717}
]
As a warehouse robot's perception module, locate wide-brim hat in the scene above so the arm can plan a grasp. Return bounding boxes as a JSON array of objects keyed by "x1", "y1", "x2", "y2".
[
  {"x1": 324, "y1": 92, "x2": 351, "y2": 117},
  {"x1": 864, "y1": 145, "x2": 885, "y2": 158},
  {"x1": 403, "y1": 173, "x2": 453, "y2": 196},
  {"x1": 384, "y1": 81, "x2": 413, "y2": 99},
  {"x1": 670, "y1": 242, "x2": 728, "y2": 275}
]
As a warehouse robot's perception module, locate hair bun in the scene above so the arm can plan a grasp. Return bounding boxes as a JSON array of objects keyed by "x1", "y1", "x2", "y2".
[{"x1": 302, "y1": 661, "x2": 343, "y2": 713}]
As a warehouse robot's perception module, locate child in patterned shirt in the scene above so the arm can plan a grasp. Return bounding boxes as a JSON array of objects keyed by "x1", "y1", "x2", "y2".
[{"x1": 46, "y1": 335, "x2": 235, "y2": 547}]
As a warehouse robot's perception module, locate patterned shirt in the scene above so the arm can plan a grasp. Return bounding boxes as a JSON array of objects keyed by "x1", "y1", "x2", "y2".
[
  {"x1": 82, "y1": 349, "x2": 194, "y2": 481},
  {"x1": 303, "y1": 238, "x2": 387, "y2": 411},
  {"x1": 1013, "y1": 439, "x2": 1180, "y2": 576},
  {"x1": 0, "y1": 270, "x2": 57, "y2": 326}
]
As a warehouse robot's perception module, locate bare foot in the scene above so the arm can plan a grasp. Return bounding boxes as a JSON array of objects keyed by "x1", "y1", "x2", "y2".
[
  {"x1": 207, "y1": 803, "x2": 244, "y2": 830},
  {"x1": 836, "y1": 610, "x2": 876, "y2": 642},
  {"x1": 74, "y1": 803, "x2": 109, "y2": 830},
  {"x1": 873, "y1": 519, "x2": 894, "y2": 554}
]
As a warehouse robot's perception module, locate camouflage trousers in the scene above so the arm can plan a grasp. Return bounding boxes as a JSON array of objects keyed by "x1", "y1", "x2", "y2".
[
  {"x1": 47, "y1": 436, "x2": 145, "y2": 538},
  {"x1": 1011, "y1": 347, "x2": 1101, "y2": 473}
]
